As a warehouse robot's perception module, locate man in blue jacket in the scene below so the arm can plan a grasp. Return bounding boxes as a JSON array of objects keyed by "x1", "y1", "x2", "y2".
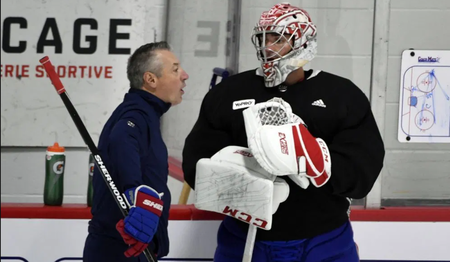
[{"x1": 83, "y1": 41, "x2": 189, "y2": 261}]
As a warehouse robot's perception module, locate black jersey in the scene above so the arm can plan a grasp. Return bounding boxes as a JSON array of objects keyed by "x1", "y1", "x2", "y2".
[{"x1": 182, "y1": 69, "x2": 385, "y2": 240}]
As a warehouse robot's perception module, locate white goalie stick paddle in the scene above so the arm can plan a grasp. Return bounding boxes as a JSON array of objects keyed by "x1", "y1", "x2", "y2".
[{"x1": 39, "y1": 56, "x2": 157, "y2": 262}]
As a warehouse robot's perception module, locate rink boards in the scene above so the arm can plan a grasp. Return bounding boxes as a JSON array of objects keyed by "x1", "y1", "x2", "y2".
[{"x1": 1, "y1": 204, "x2": 449, "y2": 261}]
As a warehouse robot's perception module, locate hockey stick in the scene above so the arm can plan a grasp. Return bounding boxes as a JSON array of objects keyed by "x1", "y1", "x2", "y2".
[
  {"x1": 242, "y1": 225, "x2": 257, "y2": 262},
  {"x1": 209, "y1": 67, "x2": 230, "y2": 89},
  {"x1": 39, "y1": 56, "x2": 157, "y2": 262}
]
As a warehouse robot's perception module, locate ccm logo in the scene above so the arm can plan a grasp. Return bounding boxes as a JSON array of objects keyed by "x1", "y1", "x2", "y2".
[
  {"x1": 317, "y1": 139, "x2": 330, "y2": 163},
  {"x1": 143, "y1": 199, "x2": 163, "y2": 211},
  {"x1": 222, "y1": 206, "x2": 268, "y2": 229},
  {"x1": 278, "y1": 132, "x2": 289, "y2": 155}
]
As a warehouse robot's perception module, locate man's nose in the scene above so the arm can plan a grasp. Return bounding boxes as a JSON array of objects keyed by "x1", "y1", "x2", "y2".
[{"x1": 182, "y1": 70, "x2": 189, "y2": 80}]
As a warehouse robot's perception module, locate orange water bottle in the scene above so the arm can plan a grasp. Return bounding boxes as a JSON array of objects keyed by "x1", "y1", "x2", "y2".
[{"x1": 44, "y1": 142, "x2": 65, "y2": 206}]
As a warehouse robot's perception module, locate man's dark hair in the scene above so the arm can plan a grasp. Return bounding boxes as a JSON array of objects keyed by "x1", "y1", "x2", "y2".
[{"x1": 127, "y1": 41, "x2": 171, "y2": 89}]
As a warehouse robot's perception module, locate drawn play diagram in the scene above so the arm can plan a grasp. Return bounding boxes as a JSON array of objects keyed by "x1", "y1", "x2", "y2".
[{"x1": 398, "y1": 50, "x2": 450, "y2": 143}]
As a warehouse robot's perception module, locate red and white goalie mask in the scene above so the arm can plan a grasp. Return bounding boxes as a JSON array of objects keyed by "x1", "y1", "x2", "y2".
[{"x1": 251, "y1": 3, "x2": 318, "y2": 87}]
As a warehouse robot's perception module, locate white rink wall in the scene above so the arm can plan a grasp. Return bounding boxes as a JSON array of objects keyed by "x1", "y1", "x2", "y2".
[
  {"x1": 1, "y1": 0, "x2": 450, "y2": 205},
  {"x1": 2, "y1": 219, "x2": 450, "y2": 261}
]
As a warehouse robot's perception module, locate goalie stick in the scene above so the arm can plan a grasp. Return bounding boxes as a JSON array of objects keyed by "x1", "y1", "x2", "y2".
[
  {"x1": 39, "y1": 56, "x2": 158, "y2": 262},
  {"x1": 209, "y1": 67, "x2": 230, "y2": 89},
  {"x1": 243, "y1": 224, "x2": 257, "y2": 262}
]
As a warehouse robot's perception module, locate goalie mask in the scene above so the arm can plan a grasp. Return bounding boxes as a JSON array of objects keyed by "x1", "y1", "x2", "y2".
[{"x1": 252, "y1": 3, "x2": 318, "y2": 87}]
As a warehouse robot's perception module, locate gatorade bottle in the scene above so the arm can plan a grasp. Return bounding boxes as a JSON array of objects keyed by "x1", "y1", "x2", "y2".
[
  {"x1": 87, "y1": 154, "x2": 94, "y2": 207},
  {"x1": 44, "y1": 142, "x2": 65, "y2": 206}
]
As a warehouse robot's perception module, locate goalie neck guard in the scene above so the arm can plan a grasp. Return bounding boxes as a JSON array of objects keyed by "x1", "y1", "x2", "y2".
[{"x1": 252, "y1": 2, "x2": 318, "y2": 88}]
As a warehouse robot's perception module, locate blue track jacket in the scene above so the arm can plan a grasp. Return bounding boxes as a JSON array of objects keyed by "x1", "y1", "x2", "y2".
[{"x1": 86, "y1": 88, "x2": 172, "y2": 259}]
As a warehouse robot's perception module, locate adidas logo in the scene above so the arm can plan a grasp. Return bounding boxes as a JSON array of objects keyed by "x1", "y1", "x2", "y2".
[{"x1": 312, "y1": 99, "x2": 326, "y2": 108}]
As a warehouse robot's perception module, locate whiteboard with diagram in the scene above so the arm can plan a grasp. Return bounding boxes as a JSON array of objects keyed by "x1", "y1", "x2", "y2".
[{"x1": 398, "y1": 50, "x2": 450, "y2": 143}]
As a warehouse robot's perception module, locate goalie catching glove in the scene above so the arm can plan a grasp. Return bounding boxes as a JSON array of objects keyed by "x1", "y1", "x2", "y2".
[
  {"x1": 116, "y1": 185, "x2": 163, "y2": 257},
  {"x1": 243, "y1": 98, "x2": 331, "y2": 187},
  {"x1": 194, "y1": 146, "x2": 290, "y2": 230}
]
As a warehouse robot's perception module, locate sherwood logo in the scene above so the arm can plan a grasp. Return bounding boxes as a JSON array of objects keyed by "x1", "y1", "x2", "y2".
[
  {"x1": 418, "y1": 56, "x2": 440, "y2": 63},
  {"x1": 232, "y1": 99, "x2": 255, "y2": 110},
  {"x1": 94, "y1": 155, "x2": 127, "y2": 209},
  {"x1": 143, "y1": 199, "x2": 163, "y2": 211}
]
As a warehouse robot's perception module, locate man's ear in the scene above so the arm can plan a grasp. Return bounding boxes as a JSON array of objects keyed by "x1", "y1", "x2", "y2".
[{"x1": 144, "y1": 71, "x2": 158, "y2": 89}]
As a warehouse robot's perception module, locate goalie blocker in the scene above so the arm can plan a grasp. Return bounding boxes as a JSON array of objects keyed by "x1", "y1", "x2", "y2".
[{"x1": 194, "y1": 146, "x2": 290, "y2": 230}]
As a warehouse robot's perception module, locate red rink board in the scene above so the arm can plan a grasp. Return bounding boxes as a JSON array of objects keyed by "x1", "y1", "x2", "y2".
[{"x1": 1, "y1": 203, "x2": 449, "y2": 221}]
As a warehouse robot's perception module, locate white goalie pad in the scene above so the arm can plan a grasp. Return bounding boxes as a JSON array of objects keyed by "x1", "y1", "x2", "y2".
[
  {"x1": 272, "y1": 177, "x2": 290, "y2": 213},
  {"x1": 210, "y1": 145, "x2": 275, "y2": 181},
  {"x1": 194, "y1": 146, "x2": 289, "y2": 230}
]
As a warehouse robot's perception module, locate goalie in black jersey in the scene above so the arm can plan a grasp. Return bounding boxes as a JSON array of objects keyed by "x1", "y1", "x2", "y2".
[{"x1": 182, "y1": 2, "x2": 384, "y2": 261}]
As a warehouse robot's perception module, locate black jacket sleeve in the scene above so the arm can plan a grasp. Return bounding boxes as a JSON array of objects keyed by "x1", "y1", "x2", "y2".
[
  {"x1": 182, "y1": 91, "x2": 232, "y2": 189},
  {"x1": 326, "y1": 81, "x2": 385, "y2": 199}
]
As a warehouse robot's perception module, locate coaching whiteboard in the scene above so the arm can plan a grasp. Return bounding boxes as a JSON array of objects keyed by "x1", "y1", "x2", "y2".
[
  {"x1": 398, "y1": 50, "x2": 450, "y2": 143},
  {"x1": 0, "y1": 0, "x2": 163, "y2": 147}
]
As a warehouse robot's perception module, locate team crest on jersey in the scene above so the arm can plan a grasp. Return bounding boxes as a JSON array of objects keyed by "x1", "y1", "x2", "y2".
[{"x1": 232, "y1": 99, "x2": 255, "y2": 110}]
